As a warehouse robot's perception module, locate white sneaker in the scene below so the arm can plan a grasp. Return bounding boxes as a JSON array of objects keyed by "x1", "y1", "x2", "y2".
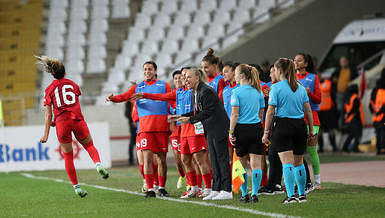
[
  {"x1": 202, "y1": 191, "x2": 219, "y2": 200},
  {"x1": 212, "y1": 191, "x2": 233, "y2": 200},
  {"x1": 199, "y1": 189, "x2": 212, "y2": 198},
  {"x1": 180, "y1": 189, "x2": 200, "y2": 198}
]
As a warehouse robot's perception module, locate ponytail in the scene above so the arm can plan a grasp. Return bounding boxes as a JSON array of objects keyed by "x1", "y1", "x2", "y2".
[
  {"x1": 202, "y1": 48, "x2": 219, "y2": 65},
  {"x1": 274, "y1": 58, "x2": 298, "y2": 92},
  {"x1": 34, "y1": 55, "x2": 65, "y2": 79},
  {"x1": 297, "y1": 53, "x2": 316, "y2": 74},
  {"x1": 237, "y1": 64, "x2": 261, "y2": 92}
]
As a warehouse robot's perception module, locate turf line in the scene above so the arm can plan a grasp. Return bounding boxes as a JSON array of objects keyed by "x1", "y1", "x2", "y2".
[{"x1": 21, "y1": 173, "x2": 298, "y2": 218}]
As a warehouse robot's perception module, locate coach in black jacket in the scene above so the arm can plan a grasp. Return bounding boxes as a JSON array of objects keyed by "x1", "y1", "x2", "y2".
[{"x1": 171, "y1": 68, "x2": 232, "y2": 200}]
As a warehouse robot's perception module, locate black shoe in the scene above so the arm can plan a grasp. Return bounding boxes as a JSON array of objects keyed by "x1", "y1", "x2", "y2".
[
  {"x1": 295, "y1": 194, "x2": 307, "y2": 203},
  {"x1": 272, "y1": 184, "x2": 285, "y2": 195},
  {"x1": 158, "y1": 189, "x2": 170, "y2": 197},
  {"x1": 251, "y1": 195, "x2": 258, "y2": 203},
  {"x1": 144, "y1": 190, "x2": 156, "y2": 198},
  {"x1": 238, "y1": 194, "x2": 249, "y2": 203},
  {"x1": 258, "y1": 186, "x2": 274, "y2": 195},
  {"x1": 281, "y1": 195, "x2": 296, "y2": 204},
  {"x1": 305, "y1": 183, "x2": 314, "y2": 194}
]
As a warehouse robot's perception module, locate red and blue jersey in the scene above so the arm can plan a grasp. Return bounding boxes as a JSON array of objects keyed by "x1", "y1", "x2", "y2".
[
  {"x1": 296, "y1": 72, "x2": 321, "y2": 126},
  {"x1": 222, "y1": 81, "x2": 239, "y2": 119},
  {"x1": 207, "y1": 72, "x2": 226, "y2": 102}
]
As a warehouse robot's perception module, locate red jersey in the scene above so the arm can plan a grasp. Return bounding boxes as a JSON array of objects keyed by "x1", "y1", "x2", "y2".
[
  {"x1": 44, "y1": 78, "x2": 84, "y2": 123},
  {"x1": 112, "y1": 79, "x2": 172, "y2": 133},
  {"x1": 207, "y1": 72, "x2": 226, "y2": 103}
]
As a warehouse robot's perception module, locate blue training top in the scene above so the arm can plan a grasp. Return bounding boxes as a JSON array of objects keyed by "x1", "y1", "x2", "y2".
[
  {"x1": 231, "y1": 84, "x2": 265, "y2": 124},
  {"x1": 268, "y1": 79, "x2": 309, "y2": 119},
  {"x1": 223, "y1": 84, "x2": 240, "y2": 119},
  {"x1": 208, "y1": 74, "x2": 224, "y2": 93},
  {"x1": 297, "y1": 73, "x2": 319, "y2": 111},
  {"x1": 135, "y1": 80, "x2": 168, "y2": 118}
]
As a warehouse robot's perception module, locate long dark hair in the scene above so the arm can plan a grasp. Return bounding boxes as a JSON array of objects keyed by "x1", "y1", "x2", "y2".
[{"x1": 297, "y1": 53, "x2": 316, "y2": 74}]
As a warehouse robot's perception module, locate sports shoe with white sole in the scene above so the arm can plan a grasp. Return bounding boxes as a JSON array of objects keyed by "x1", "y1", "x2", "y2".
[
  {"x1": 212, "y1": 191, "x2": 233, "y2": 200},
  {"x1": 199, "y1": 189, "x2": 211, "y2": 198},
  {"x1": 75, "y1": 188, "x2": 88, "y2": 198},
  {"x1": 305, "y1": 183, "x2": 314, "y2": 194},
  {"x1": 313, "y1": 182, "x2": 321, "y2": 190},
  {"x1": 96, "y1": 163, "x2": 109, "y2": 180},
  {"x1": 180, "y1": 189, "x2": 200, "y2": 198},
  {"x1": 202, "y1": 191, "x2": 219, "y2": 200},
  {"x1": 281, "y1": 196, "x2": 296, "y2": 204},
  {"x1": 177, "y1": 176, "x2": 186, "y2": 189},
  {"x1": 296, "y1": 194, "x2": 307, "y2": 203}
]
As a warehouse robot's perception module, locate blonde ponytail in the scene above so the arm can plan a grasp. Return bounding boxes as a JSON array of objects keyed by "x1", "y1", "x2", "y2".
[{"x1": 35, "y1": 55, "x2": 65, "y2": 79}]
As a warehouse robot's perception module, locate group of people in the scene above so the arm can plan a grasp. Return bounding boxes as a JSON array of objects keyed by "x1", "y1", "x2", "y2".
[{"x1": 37, "y1": 48, "x2": 385, "y2": 203}]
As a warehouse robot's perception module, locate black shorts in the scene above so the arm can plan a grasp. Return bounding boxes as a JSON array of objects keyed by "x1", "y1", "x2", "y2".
[
  {"x1": 234, "y1": 123, "x2": 264, "y2": 157},
  {"x1": 271, "y1": 118, "x2": 307, "y2": 155}
]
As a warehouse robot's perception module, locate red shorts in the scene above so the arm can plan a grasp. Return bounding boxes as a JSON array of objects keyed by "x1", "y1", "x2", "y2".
[
  {"x1": 170, "y1": 136, "x2": 181, "y2": 153},
  {"x1": 139, "y1": 131, "x2": 169, "y2": 153},
  {"x1": 55, "y1": 119, "x2": 89, "y2": 143},
  {"x1": 180, "y1": 136, "x2": 207, "y2": 155},
  {"x1": 136, "y1": 134, "x2": 141, "y2": 150}
]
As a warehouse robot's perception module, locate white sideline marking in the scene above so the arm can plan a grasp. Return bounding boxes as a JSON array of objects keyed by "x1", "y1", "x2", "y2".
[{"x1": 21, "y1": 173, "x2": 298, "y2": 218}]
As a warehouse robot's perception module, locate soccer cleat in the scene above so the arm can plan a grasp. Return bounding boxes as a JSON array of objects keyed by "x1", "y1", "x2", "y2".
[
  {"x1": 238, "y1": 194, "x2": 250, "y2": 203},
  {"x1": 251, "y1": 195, "x2": 258, "y2": 203},
  {"x1": 202, "y1": 191, "x2": 219, "y2": 200},
  {"x1": 273, "y1": 184, "x2": 285, "y2": 194},
  {"x1": 144, "y1": 190, "x2": 156, "y2": 198},
  {"x1": 177, "y1": 176, "x2": 186, "y2": 189},
  {"x1": 142, "y1": 179, "x2": 148, "y2": 193},
  {"x1": 212, "y1": 191, "x2": 233, "y2": 200},
  {"x1": 158, "y1": 189, "x2": 170, "y2": 197},
  {"x1": 180, "y1": 189, "x2": 199, "y2": 198},
  {"x1": 313, "y1": 182, "x2": 322, "y2": 190},
  {"x1": 199, "y1": 189, "x2": 211, "y2": 198},
  {"x1": 96, "y1": 163, "x2": 109, "y2": 180},
  {"x1": 296, "y1": 194, "x2": 307, "y2": 203},
  {"x1": 281, "y1": 196, "x2": 296, "y2": 204},
  {"x1": 75, "y1": 188, "x2": 88, "y2": 198},
  {"x1": 258, "y1": 186, "x2": 275, "y2": 195},
  {"x1": 305, "y1": 183, "x2": 314, "y2": 194}
]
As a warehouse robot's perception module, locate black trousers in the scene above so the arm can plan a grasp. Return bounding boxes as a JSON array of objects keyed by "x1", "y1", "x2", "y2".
[
  {"x1": 266, "y1": 141, "x2": 282, "y2": 189},
  {"x1": 343, "y1": 122, "x2": 362, "y2": 152},
  {"x1": 206, "y1": 134, "x2": 231, "y2": 192}
]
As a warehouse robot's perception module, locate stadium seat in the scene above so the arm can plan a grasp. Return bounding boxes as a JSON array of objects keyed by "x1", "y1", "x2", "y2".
[
  {"x1": 207, "y1": 24, "x2": 225, "y2": 38},
  {"x1": 226, "y1": 22, "x2": 244, "y2": 37},
  {"x1": 122, "y1": 41, "x2": 140, "y2": 57},
  {"x1": 65, "y1": 60, "x2": 85, "y2": 74},
  {"x1": 87, "y1": 32, "x2": 107, "y2": 46},
  {"x1": 46, "y1": 35, "x2": 65, "y2": 48},
  {"x1": 160, "y1": 0, "x2": 178, "y2": 15},
  {"x1": 91, "y1": 6, "x2": 110, "y2": 19},
  {"x1": 88, "y1": 45, "x2": 107, "y2": 59},
  {"x1": 69, "y1": 7, "x2": 88, "y2": 20},
  {"x1": 201, "y1": 37, "x2": 221, "y2": 52},
  {"x1": 173, "y1": 12, "x2": 191, "y2": 27},
  {"x1": 258, "y1": 0, "x2": 276, "y2": 9},
  {"x1": 140, "y1": 41, "x2": 159, "y2": 55},
  {"x1": 180, "y1": 1, "x2": 198, "y2": 13},
  {"x1": 222, "y1": 34, "x2": 239, "y2": 48},
  {"x1": 128, "y1": 66, "x2": 145, "y2": 81},
  {"x1": 134, "y1": 14, "x2": 152, "y2": 28},
  {"x1": 166, "y1": 26, "x2": 184, "y2": 40},
  {"x1": 147, "y1": 28, "x2": 165, "y2": 41},
  {"x1": 213, "y1": 10, "x2": 231, "y2": 24},
  {"x1": 48, "y1": 9, "x2": 68, "y2": 22},
  {"x1": 112, "y1": 0, "x2": 130, "y2": 5},
  {"x1": 71, "y1": 0, "x2": 89, "y2": 8},
  {"x1": 66, "y1": 47, "x2": 85, "y2": 61},
  {"x1": 68, "y1": 20, "x2": 88, "y2": 34},
  {"x1": 101, "y1": 82, "x2": 120, "y2": 94},
  {"x1": 174, "y1": 51, "x2": 192, "y2": 66},
  {"x1": 111, "y1": 5, "x2": 131, "y2": 18},
  {"x1": 45, "y1": 48, "x2": 64, "y2": 61},
  {"x1": 92, "y1": 0, "x2": 109, "y2": 7},
  {"x1": 107, "y1": 69, "x2": 126, "y2": 84},
  {"x1": 50, "y1": 0, "x2": 69, "y2": 9},
  {"x1": 87, "y1": 59, "x2": 106, "y2": 74},
  {"x1": 232, "y1": 8, "x2": 251, "y2": 24},
  {"x1": 219, "y1": 0, "x2": 236, "y2": 11},
  {"x1": 194, "y1": 50, "x2": 207, "y2": 65},
  {"x1": 193, "y1": 11, "x2": 211, "y2": 25},
  {"x1": 198, "y1": 0, "x2": 217, "y2": 12},
  {"x1": 67, "y1": 33, "x2": 86, "y2": 47},
  {"x1": 133, "y1": 54, "x2": 152, "y2": 69},
  {"x1": 153, "y1": 14, "x2": 171, "y2": 28},
  {"x1": 238, "y1": 0, "x2": 256, "y2": 9},
  {"x1": 127, "y1": 27, "x2": 146, "y2": 43},
  {"x1": 140, "y1": 1, "x2": 159, "y2": 15},
  {"x1": 114, "y1": 55, "x2": 132, "y2": 70},
  {"x1": 155, "y1": 53, "x2": 173, "y2": 67},
  {"x1": 161, "y1": 39, "x2": 179, "y2": 54},
  {"x1": 180, "y1": 39, "x2": 199, "y2": 53},
  {"x1": 66, "y1": 73, "x2": 83, "y2": 87},
  {"x1": 90, "y1": 19, "x2": 109, "y2": 33},
  {"x1": 186, "y1": 25, "x2": 204, "y2": 39},
  {"x1": 252, "y1": 6, "x2": 270, "y2": 23}
]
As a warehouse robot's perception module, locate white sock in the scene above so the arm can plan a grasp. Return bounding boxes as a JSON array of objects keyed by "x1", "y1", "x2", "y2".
[
  {"x1": 191, "y1": 185, "x2": 198, "y2": 192},
  {"x1": 314, "y1": 174, "x2": 321, "y2": 184}
]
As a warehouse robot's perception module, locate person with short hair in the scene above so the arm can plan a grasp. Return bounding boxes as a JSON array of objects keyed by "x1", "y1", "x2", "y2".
[
  {"x1": 228, "y1": 64, "x2": 265, "y2": 203},
  {"x1": 262, "y1": 58, "x2": 314, "y2": 203},
  {"x1": 37, "y1": 55, "x2": 109, "y2": 198}
]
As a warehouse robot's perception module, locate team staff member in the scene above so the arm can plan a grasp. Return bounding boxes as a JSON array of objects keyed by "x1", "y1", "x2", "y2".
[
  {"x1": 294, "y1": 53, "x2": 322, "y2": 190},
  {"x1": 171, "y1": 68, "x2": 232, "y2": 200},
  {"x1": 37, "y1": 55, "x2": 109, "y2": 198},
  {"x1": 201, "y1": 48, "x2": 227, "y2": 102},
  {"x1": 262, "y1": 58, "x2": 314, "y2": 203},
  {"x1": 106, "y1": 61, "x2": 172, "y2": 198},
  {"x1": 228, "y1": 64, "x2": 265, "y2": 203},
  {"x1": 222, "y1": 62, "x2": 240, "y2": 169}
]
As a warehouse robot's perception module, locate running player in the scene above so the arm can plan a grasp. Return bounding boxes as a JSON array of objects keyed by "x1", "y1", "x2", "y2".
[
  {"x1": 37, "y1": 55, "x2": 109, "y2": 198},
  {"x1": 106, "y1": 61, "x2": 172, "y2": 198}
]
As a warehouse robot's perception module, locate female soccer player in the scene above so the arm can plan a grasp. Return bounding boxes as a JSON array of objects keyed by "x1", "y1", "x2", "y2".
[
  {"x1": 228, "y1": 64, "x2": 265, "y2": 203},
  {"x1": 294, "y1": 53, "x2": 322, "y2": 190},
  {"x1": 37, "y1": 55, "x2": 109, "y2": 198},
  {"x1": 262, "y1": 58, "x2": 314, "y2": 203}
]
